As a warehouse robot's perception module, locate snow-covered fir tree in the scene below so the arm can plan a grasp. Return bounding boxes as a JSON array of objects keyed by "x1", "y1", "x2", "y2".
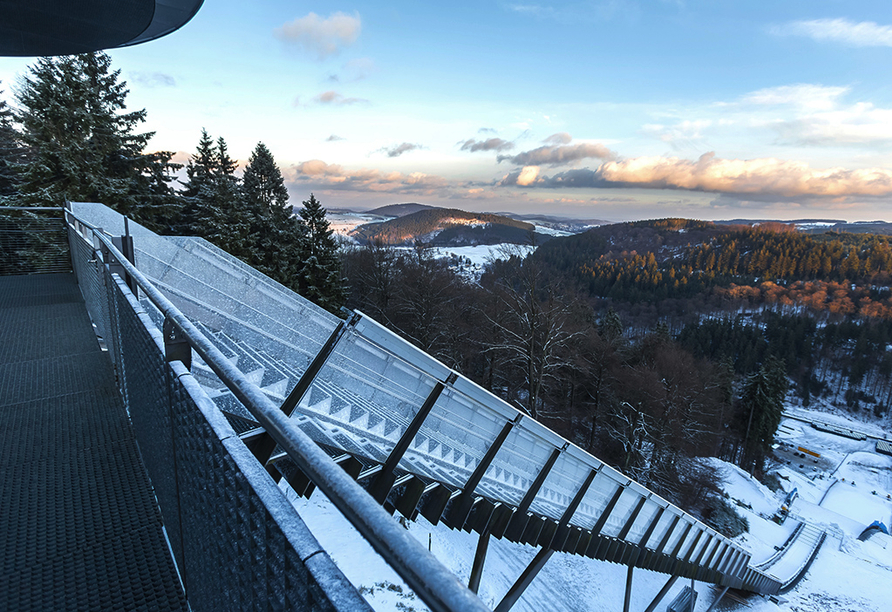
[
  {"x1": 242, "y1": 142, "x2": 302, "y2": 284},
  {"x1": 296, "y1": 193, "x2": 345, "y2": 312},
  {"x1": 0, "y1": 84, "x2": 25, "y2": 201},
  {"x1": 13, "y1": 53, "x2": 174, "y2": 213}
]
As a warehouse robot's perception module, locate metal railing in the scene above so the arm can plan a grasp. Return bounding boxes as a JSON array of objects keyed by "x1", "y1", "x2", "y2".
[
  {"x1": 64, "y1": 208, "x2": 490, "y2": 612},
  {"x1": 0, "y1": 206, "x2": 71, "y2": 275}
]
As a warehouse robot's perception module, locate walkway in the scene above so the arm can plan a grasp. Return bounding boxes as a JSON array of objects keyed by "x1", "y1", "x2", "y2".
[{"x1": 0, "y1": 273, "x2": 187, "y2": 611}]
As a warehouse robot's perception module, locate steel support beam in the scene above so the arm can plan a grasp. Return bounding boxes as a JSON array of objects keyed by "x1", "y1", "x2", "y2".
[
  {"x1": 551, "y1": 468, "x2": 598, "y2": 549},
  {"x1": 654, "y1": 515, "x2": 681, "y2": 555},
  {"x1": 282, "y1": 318, "x2": 352, "y2": 418},
  {"x1": 448, "y1": 415, "x2": 522, "y2": 528},
  {"x1": 592, "y1": 483, "x2": 627, "y2": 535},
  {"x1": 617, "y1": 496, "x2": 647, "y2": 540},
  {"x1": 643, "y1": 575, "x2": 679, "y2": 612},
  {"x1": 623, "y1": 564, "x2": 634, "y2": 612},
  {"x1": 493, "y1": 547, "x2": 555, "y2": 612},
  {"x1": 638, "y1": 506, "x2": 665, "y2": 549},
  {"x1": 468, "y1": 526, "x2": 491, "y2": 594},
  {"x1": 370, "y1": 376, "x2": 453, "y2": 503},
  {"x1": 249, "y1": 318, "x2": 350, "y2": 466},
  {"x1": 504, "y1": 444, "x2": 566, "y2": 540},
  {"x1": 704, "y1": 586, "x2": 729, "y2": 612}
]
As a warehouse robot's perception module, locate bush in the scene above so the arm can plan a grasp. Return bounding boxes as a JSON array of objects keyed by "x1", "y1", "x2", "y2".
[
  {"x1": 760, "y1": 472, "x2": 783, "y2": 493},
  {"x1": 705, "y1": 497, "x2": 750, "y2": 538}
]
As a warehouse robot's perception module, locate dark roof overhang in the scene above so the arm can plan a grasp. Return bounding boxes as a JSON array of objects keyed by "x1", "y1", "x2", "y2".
[{"x1": 0, "y1": 0, "x2": 204, "y2": 57}]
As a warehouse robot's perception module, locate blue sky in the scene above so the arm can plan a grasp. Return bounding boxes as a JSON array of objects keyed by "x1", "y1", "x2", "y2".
[{"x1": 4, "y1": 1, "x2": 892, "y2": 221}]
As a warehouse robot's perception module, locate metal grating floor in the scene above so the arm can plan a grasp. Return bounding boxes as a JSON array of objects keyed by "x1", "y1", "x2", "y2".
[{"x1": 0, "y1": 273, "x2": 188, "y2": 612}]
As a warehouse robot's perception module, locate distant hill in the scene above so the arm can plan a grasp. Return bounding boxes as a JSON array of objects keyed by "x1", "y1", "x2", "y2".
[
  {"x1": 532, "y1": 217, "x2": 892, "y2": 304},
  {"x1": 366, "y1": 203, "x2": 437, "y2": 218},
  {"x1": 351, "y1": 207, "x2": 552, "y2": 246},
  {"x1": 500, "y1": 212, "x2": 612, "y2": 233},
  {"x1": 717, "y1": 218, "x2": 892, "y2": 236}
]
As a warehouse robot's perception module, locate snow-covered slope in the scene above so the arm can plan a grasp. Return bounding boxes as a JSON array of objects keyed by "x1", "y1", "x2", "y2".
[{"x1": 283, "y1": 407, "x2": 892, "y2": 612}]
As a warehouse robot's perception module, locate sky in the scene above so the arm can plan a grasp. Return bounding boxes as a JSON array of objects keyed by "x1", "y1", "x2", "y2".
[{"x1": 5, "y1": 1, "x2": 892, "y2": 222}]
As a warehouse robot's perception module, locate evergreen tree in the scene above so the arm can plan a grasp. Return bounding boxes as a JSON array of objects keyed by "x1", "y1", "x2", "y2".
[
  {"x1": 241, "y1": 142, "x2": 301, "y2": 283},
  {"x1": 13, "y1": 53, "x2": 168, "y2": 213},
  {"x1": 207, "y1": 136, "x2": 248, "y2": 255},
  {"x1": 180, "y1": 128, "x2": 219, "y2": 235},
  {"x1": 127, "y1": 149, "x2": 184, "y2": 234},
  {"x1": 242, "y1": 142, "x2": 289, "y2": 219},
  {"x1": 739, "y1": 356, "x2": 787, "y2": 473},
  {"x1": 296, "y1": 193, "x2": 345, "y2": 312},
  {"x1": 0, "y1": 84, "x2": 25, "y2": 201}
]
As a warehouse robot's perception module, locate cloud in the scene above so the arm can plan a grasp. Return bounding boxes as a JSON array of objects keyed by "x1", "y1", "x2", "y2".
[
  {"x1": 326, "y1": 134, "x2": 345, "y2": 142},
  {"x1": 499, "y1": 151, "x2": 892, "y2": 198},
  {"x1": 740, "y1": 84, "x2": 849, "y2": 111},
  {"x1": 378, "y1": 142, "x2": 422, "y2": 157},
  {"x1": 459, "y1": 137, "x2": 514, "y2": 152},
  {"x1": 652, "y1": 83, "x2": 892, "y2": 149},
  {"x1": 769, "y1": 104, "x2": 892, "y2": 146},
  {"x1": 542, "y1": 132, "x2": 572, "y2": 145},
  {"x1": 498, "y1": 142, "x2": 616, "y2": 165},
  {"x1": 770, "y1": 18, "x2": 892, "y2": 47},
  {"x1": 131, "y1": 71, "x2": 176, "y2": 87},
  {"x1": 312, "y1": 90, "x2": 369, "y2": 105},
  {"x1": 478, "y1": 127, "x2": 498, "y2": 134},
  {"x1": 287, "y1": 159, "x2": 450, "y2": 194},
  {"x1": 736, "y1": 85, "x2": 892, "y2": 147},
  {"x1": 641, "y1": 120, "x2": 712, "y2": 150},
  {"x1": 275, "y1": 12, "x2": 361, "y2": 59}
]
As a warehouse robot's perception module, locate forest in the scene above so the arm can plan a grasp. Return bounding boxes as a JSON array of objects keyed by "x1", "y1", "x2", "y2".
[{"x1": 4, "y1": 51, "x2": 887, "y2": 537}]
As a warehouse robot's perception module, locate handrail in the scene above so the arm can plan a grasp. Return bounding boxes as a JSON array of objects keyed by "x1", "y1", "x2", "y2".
[
  {"x1": 754, "y1": 522, "x2": 803, "y2": 571},
  {"x1": 64, "y1": 209, "x2": 490, "y2": 612},
  {"x1": 779, "y1": 531, "x2": 826, "y2": 594},
  {"x1": 0, "y1": 206, "x2": 66, "y2": 212}
]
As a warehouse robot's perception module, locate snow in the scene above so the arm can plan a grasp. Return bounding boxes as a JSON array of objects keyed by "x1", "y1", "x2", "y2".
[
  {"x1": 280, "y1": 405, "x2": 892, "y2": 612},
  {"x1": 794, "y1": 222, "x2": 838, "y2": 231},
  {"x1": 391, "y1": 244, "x2": 538, "y2": 281},
  {"x1": 328, "y1": 211, "x2": 393, "y2": 235},
  {"x1": 529, "y1": 224, "x2": 573, "y2": 237},
  {"x1": 286, "y1": 485, "x2": 740, "y2": 612}
]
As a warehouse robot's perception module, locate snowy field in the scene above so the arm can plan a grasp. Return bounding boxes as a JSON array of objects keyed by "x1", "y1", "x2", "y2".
[{"x1": 280, "y1": 405, "x2": 892, "y2": 611}]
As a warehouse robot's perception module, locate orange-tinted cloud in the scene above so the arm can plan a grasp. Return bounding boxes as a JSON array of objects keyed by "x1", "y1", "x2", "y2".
[
  {"x1": 287, "y1": 159, "x2": 450, "y2": 194},
  {"x1": 275, "y1": 12, "x2": 361, "y2": 59},
  {"x1": 500, "y1": 152, "x2": 892, "y2": 197}
]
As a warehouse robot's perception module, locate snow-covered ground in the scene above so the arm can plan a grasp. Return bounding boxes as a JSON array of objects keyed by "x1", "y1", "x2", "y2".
[
  {"x1": 328, "y1": 211, "x2": 393, "y2": 235},
  {"x1": 412, "y1": 244, "x2": 537, "y2": 280},
  {"x1": 283, "y1": 405, "x2": 892, "y2": 612}
]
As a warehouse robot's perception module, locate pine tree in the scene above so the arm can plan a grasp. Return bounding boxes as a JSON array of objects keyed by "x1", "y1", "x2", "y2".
[
  {"x1": 128, "y1": 149, "x2": 184, "y2": 233},
  {"x1": 739, "y1": 356, "x2": 787, "y2": 473},
  {"x1": 207, "y1": 136, "x2": 249, "y2": 255},
  {"x1": 242, "y1": 142, "x2": 289, "y2": 219},
  {"x1": 180, "y1": 128, "x2": 219, "y2": 235},
  {"x1": 241, "y1": 142, "x2": 301, "y2": 283},
  {"x1": 0, "y1": 84, "x2": 25, "y2": 201},
  {"x1": 296, "y1": 193, "x2": 345, "y2": 312},
  {"x1": 14, "y1": 53, "x2": 161, "y2": 212}
]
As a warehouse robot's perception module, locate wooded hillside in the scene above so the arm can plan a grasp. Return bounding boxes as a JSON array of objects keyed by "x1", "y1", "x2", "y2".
[{"x1": 351, "y1": 207, "x2": 548, "y2": 246}]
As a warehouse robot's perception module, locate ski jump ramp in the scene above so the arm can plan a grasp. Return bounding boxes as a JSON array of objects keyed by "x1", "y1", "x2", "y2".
[{"x1": 67, "y1": 203, "x2": 785, "y2": 610}]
